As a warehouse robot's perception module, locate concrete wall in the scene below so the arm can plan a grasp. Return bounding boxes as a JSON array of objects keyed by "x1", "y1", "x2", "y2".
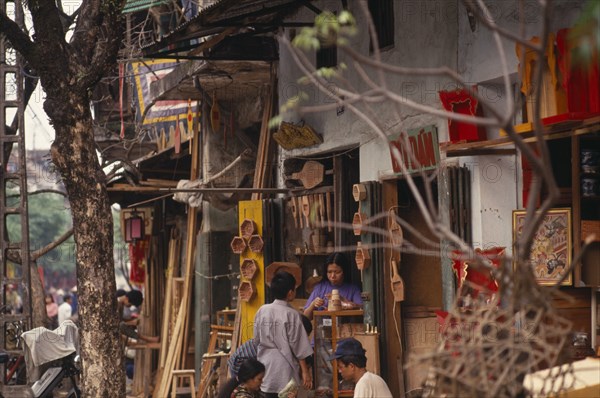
[
  {"x1": 278, "y1": 0, "x2": 458, "y2": 182},
  {"x1": 458, "y1": 0, "x2": 587, "y2": 84},
  {"x1": 455, "y1": 0, "x2": 586, "y2": 254},
  {"x1": 459, "y1": 154, "x2": 520, "y2": 252}
]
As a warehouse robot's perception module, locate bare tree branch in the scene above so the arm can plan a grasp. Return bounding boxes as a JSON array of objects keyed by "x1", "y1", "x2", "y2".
[
  {"x1": 0, "y1": 13, "x2": 35, "y2": 58},
  {"x1": 31, "y1": 228, "x2": 74, "y2": 261}
]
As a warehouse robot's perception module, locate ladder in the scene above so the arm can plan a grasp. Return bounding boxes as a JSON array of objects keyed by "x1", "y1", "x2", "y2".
[{"x1": 0, "y1": 0, "x2": 33, "y2": 372}]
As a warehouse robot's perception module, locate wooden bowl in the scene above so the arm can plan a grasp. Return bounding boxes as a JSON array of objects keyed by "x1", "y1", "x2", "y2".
[
  {"x1": 352, "y1": 184, "x2": 367, "y2": 202},
  {"x1": 230, "y1": 236, "x2": 247, "y2": 254},
  {"x1": 355, "y1": 242, "x2": 371, "y2": 270},
  {"x1": 248, "y1": 234, "x2": 264, "y2": 253},
  {"x1": 241, "y1": 258, "x2": 258, "y2": 280},
  {"x1": 352, "y1": 212, "x2": 367, "y2": 236},
  {"x1": 240, "y1": 219, "x2": 257, "y2": 239},
  {"x1": 389, "y1": 219, "x2": 403, "y2": 248}
]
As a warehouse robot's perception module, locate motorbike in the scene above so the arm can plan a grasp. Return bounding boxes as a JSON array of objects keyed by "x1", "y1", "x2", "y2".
[{"x1": 0, "y1": 320, "x2": 81, "y2": 398}]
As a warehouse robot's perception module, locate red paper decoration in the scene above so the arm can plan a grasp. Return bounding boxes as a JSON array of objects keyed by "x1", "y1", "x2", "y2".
[{"x1": 451, "y1": 247, "x2": 505, "y2": 298}]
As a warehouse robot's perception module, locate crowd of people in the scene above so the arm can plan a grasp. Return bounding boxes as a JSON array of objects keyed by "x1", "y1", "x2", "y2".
[
  {"x1": 44, "y1": 287, "x2": 78, "y2": 329},
  {"x1": 219, "y1": 252, "x2": 392, "y2": 398}
]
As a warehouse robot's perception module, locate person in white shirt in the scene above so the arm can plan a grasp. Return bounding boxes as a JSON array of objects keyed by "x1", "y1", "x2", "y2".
[
  {"x1": 57, "y1": 294, "x2": 72, "y2": 325},
  {"x1": 329, "y1": 338, "x2": 392, "y2": 398}
]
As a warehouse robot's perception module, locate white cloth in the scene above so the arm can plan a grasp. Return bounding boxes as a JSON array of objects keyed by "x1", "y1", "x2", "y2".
[
  {"x1": 353, "y1": 371, "x2": 393, "y2": 398},
  {"x1": 254, "y1": 299, "x2": 313, "y2": 394},
  {"x1": 21, "y1": 320, "x2": 79, "y2": 383},
  {"x1": 173, "y1": 179, "x2": 203, "y2": 207},
  {"x1": 57, "y1": 302, "x2": 72, "y2": 325}
]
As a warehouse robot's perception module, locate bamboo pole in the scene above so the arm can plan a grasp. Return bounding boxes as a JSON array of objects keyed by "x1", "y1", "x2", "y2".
[
  {"x1": 154, "y1": 101, "x2": 202, "y2": 398},
  {"x1": 251, "y1": 66, "x2": 276, "y2": 201},
  {"x1": 159, "y1": 233, "x2": 178, "y2": 367}
]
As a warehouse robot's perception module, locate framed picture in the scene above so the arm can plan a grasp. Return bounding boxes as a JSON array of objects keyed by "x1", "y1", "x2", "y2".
[{"x1": 512, "y1": 208, "x2": 572, "y2": 286}]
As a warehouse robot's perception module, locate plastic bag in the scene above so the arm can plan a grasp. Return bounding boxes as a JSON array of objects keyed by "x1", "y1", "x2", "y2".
[{"x1": 278, "y1": 378, "x2": 299, "y2": 398}]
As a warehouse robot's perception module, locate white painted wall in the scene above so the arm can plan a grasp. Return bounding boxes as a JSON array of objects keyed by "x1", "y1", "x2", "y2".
[
  {"x1": 278, "y1": 0, "x2": 458, "y2": 182},
  {"x1": 456, "y1": 0, "x2": 586, "y2": 255},
  {"x1": 277, "y1": 0, "x2": 586, "y2": 255},
  {"x1": 459, "y1": 154, "x2": 520, "y2": 253},
  {"x1": 458, "y1": 0, "x2": 586, "y2": 83}
]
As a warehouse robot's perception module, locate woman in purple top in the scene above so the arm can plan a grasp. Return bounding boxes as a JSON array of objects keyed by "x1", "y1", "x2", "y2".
[{"x1": 303, "y1": 252, "x2": 362, "y2": 320}]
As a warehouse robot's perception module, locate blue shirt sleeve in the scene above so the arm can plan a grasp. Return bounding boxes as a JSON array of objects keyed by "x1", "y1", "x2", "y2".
[
  {"x1": 304, "y1": 285, "x2": 320, "y2": 310},
  {"x1": 350, "y1": 284, "x2": 363, "y2": 305}
]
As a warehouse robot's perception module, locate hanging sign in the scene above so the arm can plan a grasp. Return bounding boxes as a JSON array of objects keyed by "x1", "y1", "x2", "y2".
[{"x1": 389, "y1": 125, "x2": 440, "y2": 175}]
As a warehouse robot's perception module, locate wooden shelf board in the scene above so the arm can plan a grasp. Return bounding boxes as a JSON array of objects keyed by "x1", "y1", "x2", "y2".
[
  {"x1": 294, "y1": 251, "x2": 332, "y2": 256},
  {"x1": 314, "y1": 309, "x2": 364, "y2": 317},
  {"x1": 443, "y1": 117, "x2": 600, "y2": 157}
]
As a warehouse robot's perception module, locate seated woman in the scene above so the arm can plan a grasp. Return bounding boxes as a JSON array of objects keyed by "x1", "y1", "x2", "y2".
[
  {"x1": 302, "y1": 252, "x2": 362, "y2": 394},
  {"x1": 303, "y1": 252, "x2": 362, "y2": 320}
]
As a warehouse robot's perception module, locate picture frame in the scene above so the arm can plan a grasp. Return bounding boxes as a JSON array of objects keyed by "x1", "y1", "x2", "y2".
[{"x1": 512, "y1": 208, "x2": 572, "y2": 286}]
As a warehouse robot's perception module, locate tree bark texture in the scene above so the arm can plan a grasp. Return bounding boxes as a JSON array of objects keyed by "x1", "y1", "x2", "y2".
[
  {"x1": 30, "y1": 262, "x2": 47, "y2": 328},
  {"x1": 49, "y1": 104, "x2": 124, "y2": 397}
]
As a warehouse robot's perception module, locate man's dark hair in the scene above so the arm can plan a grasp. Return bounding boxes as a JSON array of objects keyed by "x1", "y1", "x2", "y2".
[
  {"x1": 126, "y1": 290, "x2": 144, "y2": 307},
  {"x1": 270, "y1": 271, "x2": 296, "y2": 300},
  {"x1": 116, "y1": 289, "x2": 127, "y2": 298},
  {"x1": 63, "y1": 294, "x2": 72, "y2": 302},
  {"x1": 339, "y1": 354, "x2": 367, "y2": 368}
]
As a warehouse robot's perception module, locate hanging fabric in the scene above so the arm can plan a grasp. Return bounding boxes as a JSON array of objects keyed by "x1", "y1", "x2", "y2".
[{"x1": 129, "y1": 238, "x2": 148, "y2": 286}]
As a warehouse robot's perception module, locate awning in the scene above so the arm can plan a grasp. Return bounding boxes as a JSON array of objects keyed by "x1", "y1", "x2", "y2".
[
  {"x1": 122, "y1": 0, "x2": 170, "y2": 14},
  {"x1": 141, "y1": 0, "x2": 314, "y2": 57}
]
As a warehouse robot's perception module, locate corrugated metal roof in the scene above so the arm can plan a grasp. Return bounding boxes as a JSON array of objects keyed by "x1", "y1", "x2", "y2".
[
  {"x1": 142, "y1": 0, "x2": 306, "y2": 55},
  {"x1": 122, "y1": 0, "x2": 170, "y2": 14}
]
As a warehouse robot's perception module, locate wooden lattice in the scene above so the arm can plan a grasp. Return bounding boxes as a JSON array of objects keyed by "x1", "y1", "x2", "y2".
[{"x1": 412, "y1": 259, "x2": 575, "y2": 397}]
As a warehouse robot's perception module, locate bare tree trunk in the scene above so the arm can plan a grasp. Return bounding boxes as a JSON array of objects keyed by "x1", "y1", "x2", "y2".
[
  {"x1": 47, "y1": 92, "x2": 123, "y2": 396},
  {"x1": 30, "y1": 261, "x2": 47, "y2": 328}
]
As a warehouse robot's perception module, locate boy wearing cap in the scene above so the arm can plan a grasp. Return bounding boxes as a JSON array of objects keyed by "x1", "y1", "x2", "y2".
[{"x1": 331, "y1": 338, "x2": 392, "y2": 398}]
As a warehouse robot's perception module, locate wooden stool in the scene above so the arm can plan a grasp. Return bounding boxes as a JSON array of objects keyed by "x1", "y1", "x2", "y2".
[{"x1": 171, "y1": 369, "x2": 196, "y2": 398}]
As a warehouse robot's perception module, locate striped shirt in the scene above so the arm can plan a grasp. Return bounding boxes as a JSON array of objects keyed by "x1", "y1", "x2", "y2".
[{"x1": 227, "y1": 338, "x2": 258, "y2": 377}]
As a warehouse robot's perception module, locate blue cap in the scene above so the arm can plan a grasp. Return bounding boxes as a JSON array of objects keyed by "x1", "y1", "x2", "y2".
[{"x1": 328, "y1": 338, "x2": 366, "y2": 360}]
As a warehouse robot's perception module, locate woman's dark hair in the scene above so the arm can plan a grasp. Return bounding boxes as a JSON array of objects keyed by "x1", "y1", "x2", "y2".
[
  {"x1": 217, "y1": 359, "x2": 265, "y2": 398},
  {"x1": 270, "y1": 271, "x2": 296, "y2": 300},
  {"x1": 237, "y1": 358, "x2": 265, "y2": 383},
  {"x1": 45, "y1": 294, "x2": 55, "y2": 303},
  {"x1": 322, "y1": 252, "x2": 351, "y2": 283}
]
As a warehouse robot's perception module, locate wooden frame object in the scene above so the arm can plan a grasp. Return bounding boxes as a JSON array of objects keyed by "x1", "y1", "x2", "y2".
[{"x1": 512, "y1": 208, "x2": 572, "y2": 286}]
